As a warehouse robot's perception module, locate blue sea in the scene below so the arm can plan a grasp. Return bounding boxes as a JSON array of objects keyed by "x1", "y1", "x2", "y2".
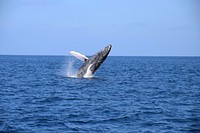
[{"x1": 0, "y1": 55, "x2": 200, "y2": 133}]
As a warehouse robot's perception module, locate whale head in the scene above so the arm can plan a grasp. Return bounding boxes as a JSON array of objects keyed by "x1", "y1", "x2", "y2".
[{"x1": 76, "y1": 45, "x2": 112, "y2": 78}]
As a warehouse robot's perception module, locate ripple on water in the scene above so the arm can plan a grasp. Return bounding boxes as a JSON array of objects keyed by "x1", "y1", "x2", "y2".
[{"x1": 0, "y1": 56, "x2": 200, "y2": 132}]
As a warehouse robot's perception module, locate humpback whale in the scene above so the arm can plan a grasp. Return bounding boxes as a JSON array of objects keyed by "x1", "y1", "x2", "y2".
[{"x1": 69, "y1": 44, "x2": 112, "y2": 78}]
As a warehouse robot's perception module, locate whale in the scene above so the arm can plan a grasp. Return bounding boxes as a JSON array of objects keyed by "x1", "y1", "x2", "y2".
[{"x1": 69, "y1": 44, "x2": 112, "y2": 78}]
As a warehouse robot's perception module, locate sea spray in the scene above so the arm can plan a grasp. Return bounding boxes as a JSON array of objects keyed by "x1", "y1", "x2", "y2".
[
  {"x1": 59, "y1": 57, "x2": 77, "y2": 77},
  {"x1": 62, "y1": 57, "x2": 94, "y2": 78},
  {"x1": 65, "y1": 58, "x2": 76, "y2": 77}
]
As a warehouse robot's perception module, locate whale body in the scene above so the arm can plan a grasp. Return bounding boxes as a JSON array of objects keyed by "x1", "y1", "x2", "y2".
[{"x1": 69, "y1": 45, "x2": 112, "y2": 78}]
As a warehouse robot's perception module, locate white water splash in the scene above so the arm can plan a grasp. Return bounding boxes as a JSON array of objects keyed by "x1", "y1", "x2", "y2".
[
  {"x1": 61, "y1": 58, "x2": 94, "y2": 78},
  {"x1": 62, "y1": 58, "x2": 77, "y2": 78}
]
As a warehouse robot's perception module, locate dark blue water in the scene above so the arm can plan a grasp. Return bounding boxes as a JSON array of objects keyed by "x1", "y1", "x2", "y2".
[{"x1": 0, "y1": 55, "x2": 200, "y2": 133}]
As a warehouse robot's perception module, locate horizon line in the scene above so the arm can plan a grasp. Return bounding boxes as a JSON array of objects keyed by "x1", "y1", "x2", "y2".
[{"x1": 0, "y1": 54, "x2": 200, "y2": 57}]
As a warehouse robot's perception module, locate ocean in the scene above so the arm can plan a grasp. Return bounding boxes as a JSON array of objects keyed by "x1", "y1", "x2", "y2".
[{"x1": 0, "y1": 55, "x2": 200, "y2": 133}]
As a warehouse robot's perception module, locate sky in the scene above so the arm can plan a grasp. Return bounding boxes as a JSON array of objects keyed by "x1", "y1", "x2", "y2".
[{"x1": 0, "y1": 0, "x2": 200, "y2": 56}]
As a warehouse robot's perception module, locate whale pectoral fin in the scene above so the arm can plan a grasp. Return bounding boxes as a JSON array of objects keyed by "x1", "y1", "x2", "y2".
[{"x1": 69, "y1": 51, "x2": 88, "y2": 62}]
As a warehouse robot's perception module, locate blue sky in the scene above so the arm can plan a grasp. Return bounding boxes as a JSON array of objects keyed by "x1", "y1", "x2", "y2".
[{"x1": 0, "y1": 0, "x2": 200, "y2": 56}]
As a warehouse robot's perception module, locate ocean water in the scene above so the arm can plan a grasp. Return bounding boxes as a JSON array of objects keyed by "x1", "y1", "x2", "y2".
[{"x1": 0, "y1": 55, "x2": 200, "y2": 133}]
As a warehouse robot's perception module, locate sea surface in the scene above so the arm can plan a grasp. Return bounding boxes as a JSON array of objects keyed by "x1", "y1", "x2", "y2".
[{"x1": 0, "y1": 55, "x2": 200, "y2": 133}]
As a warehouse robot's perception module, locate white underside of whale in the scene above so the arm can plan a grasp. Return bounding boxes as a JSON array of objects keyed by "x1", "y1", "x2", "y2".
[{"x1": 83, "y1": 64, "x2": 93, "y2": 78}]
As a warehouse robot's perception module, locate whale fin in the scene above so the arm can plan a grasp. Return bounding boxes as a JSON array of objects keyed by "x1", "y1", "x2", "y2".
[{"x1": 69, "y1": 51, "x2": 88, "y2": 62}]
